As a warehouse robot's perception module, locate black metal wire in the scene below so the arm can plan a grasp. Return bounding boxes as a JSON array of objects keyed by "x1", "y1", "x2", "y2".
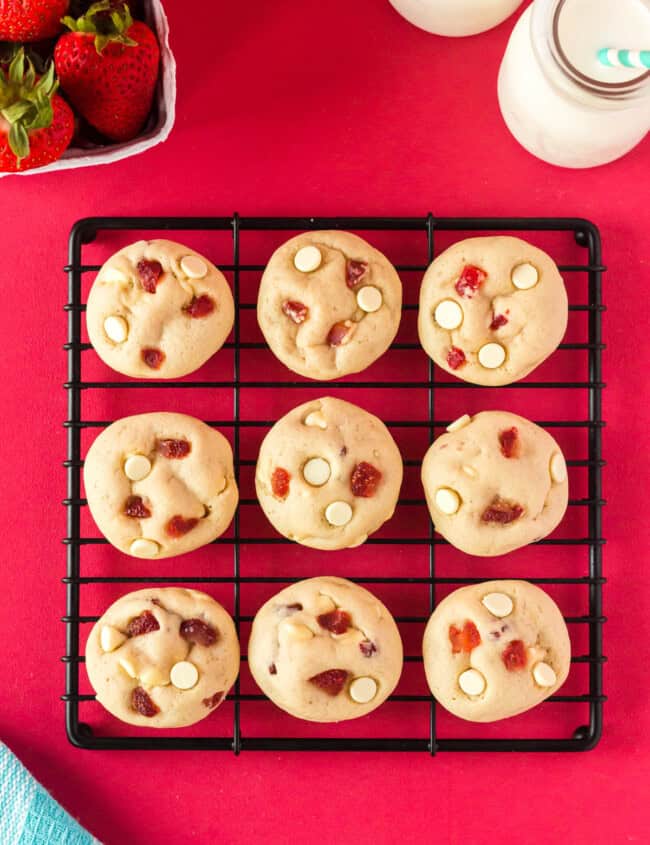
[{"x1": 63, "y1": 214, "x2": 606, "y2": 753}]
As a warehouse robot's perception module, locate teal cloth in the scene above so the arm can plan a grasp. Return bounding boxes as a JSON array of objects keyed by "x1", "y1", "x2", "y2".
[{"x1": 0, "y1": 743, "x2": 99, "y2": 845}]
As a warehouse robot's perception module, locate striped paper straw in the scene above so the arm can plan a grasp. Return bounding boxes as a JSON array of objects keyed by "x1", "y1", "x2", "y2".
[{"x1": 597, "y1": 48, "x2": 650, "y2": 70}]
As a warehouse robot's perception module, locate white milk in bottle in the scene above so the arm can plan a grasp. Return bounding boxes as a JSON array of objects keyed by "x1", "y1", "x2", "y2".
[
  {"x1": 388, "y1": 0, "x2": 523, "y2": 37},
  {"x1": 498, "y1": 0, "x2": 650, "y2": 167}
]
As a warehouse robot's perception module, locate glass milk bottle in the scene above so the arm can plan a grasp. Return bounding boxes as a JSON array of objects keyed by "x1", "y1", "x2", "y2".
[
  {"x1": 388, "y1": 0, "x2": 523, "y2": 37},
  {"x1": 498, "y1": 0, "x2": 650, "y2": 168}
]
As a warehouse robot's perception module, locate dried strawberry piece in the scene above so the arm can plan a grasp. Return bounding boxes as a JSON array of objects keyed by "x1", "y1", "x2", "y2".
[
  {"x1": 132, "y1": 686, "x2": 159, "y2": 717},
  {"x1": 446, "y1": 346, "x2": 466, "y2": 370},
  {"x1": 282, "y1": 300, "x2": 309, "y2": 324},
  {"x1": 502, "y1": 639, "x2": 527, "y2": 671},
  {"x1": 498, "y1": 427, "x2": 520, "y2": 459},
  {"x1": 326, "y1": 321, "x2": 351, "y2": 347},
  {"x1": 346, "y1": 259, "x2": 368, "y2": 288},
  {"x1": 286, "y1": 603, "x2": 303, "y2": 612},
  {"x1": 490, "y1": 313, "x2": 508, "y2": 330},
  {"x1": 166, "y1": 515, "x2": 199, "y2": 537},
  {"x1": 317, "y1": 609, "x2": 352, "y2": 635},
  {"x1": 271, "y1": 467, "x2": 291, "y2": 500},
  {"x1": 454, "y1": 265, "x2": 486, "y2": 299},
  {"x1": 308, "y1": 669, "x2": 349, "y2": 696},
  {"x1": 124, "y1": 495, "x2": 151, "y2": 519},
  {"x1": 183, "y1": 294, "x2": 215, "y2": 318},
  {"x1": 449, "y1": 621, "x2": 481, "y2": 654},
  {"x1": 268, "y1": 664, "x2": 277, "y2": 675},
  {"x1": 141, "y1": 347, "x2": 165, "y2": 369},
  {"x1": 157, "y1": 438, "x2": 191, "y2": 459},
  {"x1": 350, "y1": 462, "x2": 382, "y2": 497},
  {"x1": 127, "y1": 610, "x2": 160, "y2": 637},
  {"x1": 359, "y1": 640, "x2": 377, "y2": 657},
  {"x1": 202, "y1": 690, "x2": 224, "y2": 708},
  {"x1": 180, "y1": 618, "x2": 219, "y2": 646},
  {"x1": 481, "y1": 496, "x2": 524, "y2": 524},
  {"x1": 137, "y1": 259, "x2": 163, "y2": 293}
]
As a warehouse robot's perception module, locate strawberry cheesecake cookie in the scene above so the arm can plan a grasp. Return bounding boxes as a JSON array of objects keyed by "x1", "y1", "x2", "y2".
[
  {"x1": 86, "y1": 588, "x2": 239, "y2": 728},
  {"x1": 422, "y1": 580, "x2": 571, "y2": 722},
  {"x1": 421, "y1": 411, "x2": 568, "y2": 556},
  {"x1": 255, "y1": 397, "x2": 403, "y2": 550},
  {"x1": 418, "y1": 236, "x2": 568, "y2": 385},
  {"x1": 257, "y1": 231, "x2": 402, "y2": 380},
  {"x1": 84, "y1": 413, "x2": 238, "y2": 559},
  {"x1": 248, "y1": 577, "x2": 403, "y2": 722},
  {"x1": 86, "y1": 239, "x2": 234, "y2": 379}
]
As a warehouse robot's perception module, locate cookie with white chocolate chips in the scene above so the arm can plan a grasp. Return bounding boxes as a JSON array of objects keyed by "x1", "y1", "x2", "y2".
[
  {"x1": 422, "y1": 580, "x2": 570, "y2": 722},
  {"x1": 84, "y1": 412, "x2": 238, "y2": 559},
  {"x1": 257, "y1": 231, "x2": 402, "y2": 380},
  {"x1": 255, "y1": 397, "x2": 403, "y2": 550},
  {"x1": 248, "y1": 577, "x2": 403, "y2": 722},
  {"x1": 86, "y1": 239, "x2": 234, "y2": 378},
  {"x1": 86, "y1": 588, "x2": 239, "y2": 728},
  {"x1": 417, "y1": 236, "x2": 568, "y2": 385},
  {"x1": 421, "y1": 411, "x2": 568, "y2": 556}
]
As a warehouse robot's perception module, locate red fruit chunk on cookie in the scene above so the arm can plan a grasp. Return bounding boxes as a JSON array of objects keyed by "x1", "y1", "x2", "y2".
[
  {"x1": 490, "y1": 313, "x2": 509, "y2": 330},
  {"x1": 137, "y1": 259, "x2": 163, "y2": 293},
  {"x1": 282, "y1": 300, "x2": 309, "y2": 324},
  {"x1": 317, "y1": 609, "x2": 352, "y2": 634},
  {"x1": 166, "y1": 515, "x2": 199, "y2": 537},
  {"x1": 269, "y1": 663, "x2": 278, "y2": 675},
  {"x1": 359, "y1": 640, "x2": 377, "y2": 657},
  {"x1": 446, "y1": 346, "x2": 466, "y2": 370},
  {"x1": 346, "y1": 259, "x2": 368, "y2": 288},
  {"x1": 327, "y1": 321, "x2": 352, "y2": 347},
  {"x1": 180, "y1": 618, "x2": 219, "y2": 647},
  {"x1": 454, "y1": 265, "x2": 486, "y2": 299},
  {"x1": 271, "y1": 467, "x2": 291, "y2": 499},
  {"x1": 308, "y1": 669, "x2": 349, "y2": 696},
  {"x1": 127, "y1": 610, "x2": 160, "y2": 637},
  {"x1": 350, "y1": 461, "x2": 382, "y2": 497},
  {"x1": 202, "y1": 691, "x2": 224, "y2": 709},
  {"x1": 141, "y1": 348, "x2": 165, "y2": 370},
  {"x1": 124, "y1": 495, "x2": 151, "y2": 519},
  {"x1": 285, "y1": 603, "x2": 303, "y2": 613},
  {"x1": 132, "y1": 686, "x2": 159, "y2": 717},
  {"x1": 481, "y1": 496, "x2": 524, "y2": 524},
  {"x1": 449, "y1": 621, "x2": 481, "y2": 654},
  {"x1": 183, "y1": 294, "x2": 215, "y2": 318},
  {"x1": 502, "y1": 639, "x2": 527, "y2": 671},
  {"x1": 498, "y1": 427, "x2": 520, "y2": 459},
  {"x1": 157, "y1": 438, "x2": 191, "y2": 459}
]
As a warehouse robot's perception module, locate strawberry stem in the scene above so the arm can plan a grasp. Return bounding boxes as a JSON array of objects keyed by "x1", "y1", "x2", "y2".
[{"x1": 61, "y1": 1, "x2": 137, "y2": 53}]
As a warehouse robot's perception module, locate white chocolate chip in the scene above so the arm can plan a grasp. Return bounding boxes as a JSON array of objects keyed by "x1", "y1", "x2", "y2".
[
  {"x1": 294, "y1": 245, "x2": 322, "y2": 273},
  {"x1": 118, "y1": 657, "x2": 137, "y2": 679},
  {"x1": 462, "y1": 465, "x2": 478, "y2": 478},
  {"x1": 356, "y1": 285, "x2": 383, "y2": 313},
  {"x1": 435, "y1": 487, "x2": 461, "y2": 515},
  {"x1": 482, "y1": 592, "x2": 514, "y2": 618},
  {"x1": 446, "y1": 413, "x2": 471, "y2": 432},
  {"x1": 304, "y1": 411, "x2": 327, "y2": 429},
  {"x1": 349, "y1": 676, "x2": 377, "y2": 703},
  {"x1": 101, "y1": 266, "x2": 128, "y2": 283},
  {"x1": 550, "y1": 452, "x2": 567, "y2": 484},
  {"x1": 103, "y1": 315, "x2": 128, "y2": 344},
  {"x1": 478, "y1": 342, "x2": 506, "y2": 369},
  {"x1": 279, "y1": 620, "x2": 314, "y2": 642},
  {"x1": 325, "y1": 501, "x2": 353, "y2": 527},
  {"x1": 434, "y1": 299, "x2": 463, "y2": 330},
  {"x1": 123, "y1": 454, "x2": 151, "y2": 482},
  {"x1": 129, "y1": 538, "x2": 160, "y2": 558},
  {"x1": 100, "y1": 625, "x2": 126, "y2": 653},
  {"x1": 512, "y1": 262, "x2": 539, "y2": 290},
  {"x1": 180, "y1": 255, "x2": 208, "y2": 279},
  {"x1": 458, "y1": 668, "x2": 486, "y2": 697},
  {"x1": 314, "y1": 595, "x2": 336, "y2": 614},
  {"x1": 140, "y1": 666, "x2": 170, "y2": 687},
  {"x1": 170, "y1": 661, "x2": 199, "y2": 690},
  {"x1": 302, "y1": 457, "x2": 331, "y2": 487},
  {"x1": 532, "y1": 661, "x2": 557, "y2": 688}
]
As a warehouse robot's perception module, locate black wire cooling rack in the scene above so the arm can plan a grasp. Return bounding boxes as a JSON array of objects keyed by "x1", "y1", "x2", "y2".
[{"x1": 63, "y1": 214, "x2": 606, "y2": 753}]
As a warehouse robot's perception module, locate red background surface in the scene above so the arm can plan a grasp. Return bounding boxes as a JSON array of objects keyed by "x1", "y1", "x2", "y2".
[{"x1": 0, "y1": 0, "x2": 648, "y2": 842}]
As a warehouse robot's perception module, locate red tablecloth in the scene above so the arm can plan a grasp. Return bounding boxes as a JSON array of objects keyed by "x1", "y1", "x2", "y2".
[{"x1": 1, "y1": 1, "x2": 648, "y2": 842}]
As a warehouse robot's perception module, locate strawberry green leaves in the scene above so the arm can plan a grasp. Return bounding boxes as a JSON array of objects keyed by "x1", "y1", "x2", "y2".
[{"x1": 61, "y1": 1, "x2": 138, "y2": 53}]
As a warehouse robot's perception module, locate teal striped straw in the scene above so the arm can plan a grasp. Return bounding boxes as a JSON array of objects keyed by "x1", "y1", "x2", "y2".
[{"x1": 597, "y1": 48, "x2": 650, "y2": 70}]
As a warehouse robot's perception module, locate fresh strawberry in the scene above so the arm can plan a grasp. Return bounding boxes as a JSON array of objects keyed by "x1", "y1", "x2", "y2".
[
  {"x1": 0, "y1": 0, "x2": 69, "y2": 42},
  {"x1": 54, "y1": 0, "x2": 159, "y2": 142},
  {"x1": 0, "y1": 49, "x2": 74, "y2": 172}
]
